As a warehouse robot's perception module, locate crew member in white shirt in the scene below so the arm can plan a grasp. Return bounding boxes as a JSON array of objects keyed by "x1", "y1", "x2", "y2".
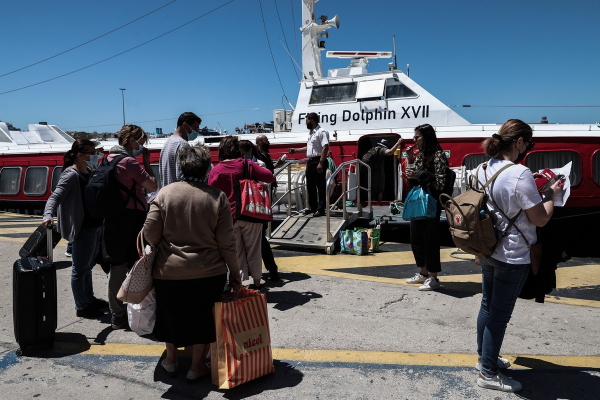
[{"x1": 289, "y1": 112, "x2": 329, "y2": 217}]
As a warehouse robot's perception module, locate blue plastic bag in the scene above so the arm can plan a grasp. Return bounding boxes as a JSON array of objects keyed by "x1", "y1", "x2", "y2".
[{"x1": 402, "y1": 186, "x2": 437, "y2": 221}]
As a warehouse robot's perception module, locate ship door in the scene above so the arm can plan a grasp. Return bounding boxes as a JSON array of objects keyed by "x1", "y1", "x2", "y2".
[{"x1": 356, "y1": 134, "x2": 401, "y2": 202}]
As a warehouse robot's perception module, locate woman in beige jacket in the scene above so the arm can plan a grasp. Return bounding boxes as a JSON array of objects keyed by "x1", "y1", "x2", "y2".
[{"x1": 144, "y1": 144, "x2": 241, "y2": 381}]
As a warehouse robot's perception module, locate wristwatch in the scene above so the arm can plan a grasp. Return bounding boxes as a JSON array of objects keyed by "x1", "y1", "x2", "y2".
[{"x1": 319, "y1": 160, "x2": 325, "y2": 165}]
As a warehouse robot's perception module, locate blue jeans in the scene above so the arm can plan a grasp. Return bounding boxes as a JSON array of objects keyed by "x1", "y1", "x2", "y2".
[
  {"x1": 477, "y1": 257, "x2": 529, "y2": 376},
  {"x1": 71, "y1": 226, "x2": 101, "y2": 310}
]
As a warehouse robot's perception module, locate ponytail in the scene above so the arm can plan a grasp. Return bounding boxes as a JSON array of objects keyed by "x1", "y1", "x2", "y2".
[
  {"x1": 482, "y1": 119, "x2": 532, "y2": 157},
  {"x1": 63, "y1": 139, "x2": 96, "y2": 168}
]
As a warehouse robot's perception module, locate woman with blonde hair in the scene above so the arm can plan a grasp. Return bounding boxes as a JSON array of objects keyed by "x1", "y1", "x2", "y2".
[
  {"x1": 474, "y1": 119, "x2": 563, "y2": 392},
  {"x1": 144, "y1": 144, "x2": 241, "y2": 381},
  {"x1": 103, "y1": 125, "x2": 157, "y2": 330}
]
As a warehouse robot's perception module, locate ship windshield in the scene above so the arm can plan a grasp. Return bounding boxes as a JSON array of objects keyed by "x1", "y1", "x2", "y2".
[
  {"x1": 309, "y1": 82, "x2": 357, "y2": 104},
  {"x1": 385, "y1": 78, "x2": 418, "y2": 99}
]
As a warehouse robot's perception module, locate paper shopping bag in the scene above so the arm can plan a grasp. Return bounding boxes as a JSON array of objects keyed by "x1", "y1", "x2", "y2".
[{"x1": 211, "y1": 288, "x2": 274, "y2": 389}]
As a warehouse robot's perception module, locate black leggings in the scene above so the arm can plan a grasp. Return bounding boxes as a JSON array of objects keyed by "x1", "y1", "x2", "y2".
[{"x1": 410, "y1": 215, "x2": 442, "y2": 273}]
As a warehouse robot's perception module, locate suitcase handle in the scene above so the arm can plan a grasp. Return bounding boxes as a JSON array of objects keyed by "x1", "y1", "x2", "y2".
[{"x1": 46, "y1": 222, "x2": 53, "y2": 264}]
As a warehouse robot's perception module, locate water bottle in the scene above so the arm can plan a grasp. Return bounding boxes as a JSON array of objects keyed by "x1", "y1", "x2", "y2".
[{"x1": 479, "y1": 210, "x2": 487, "y2": 220}]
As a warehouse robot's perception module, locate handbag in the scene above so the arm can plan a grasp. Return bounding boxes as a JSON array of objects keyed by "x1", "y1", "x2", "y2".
[
  {"x1": 355, "y1": 227, "x2": 381, "y2": 253},
  {"x1": 402, "y1": 186, "x2": 437, "y2": 221},
  {"x1": 116, "y1": 231, "x2": 156, "y2": 304},
  {"x1": 211, "y1": 287, "x2": 274, "y2": 389},
  {"x1": 127, "y1": 288, "x2": 156, "y2": 336},
  {"x1": 233, "y1": 159, "x2": 273, "y2": 223}
]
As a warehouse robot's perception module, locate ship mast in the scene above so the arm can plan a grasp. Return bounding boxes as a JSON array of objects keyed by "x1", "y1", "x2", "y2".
[{"x1": 300, "y1": 0, "x2": 339, "y2": 80}]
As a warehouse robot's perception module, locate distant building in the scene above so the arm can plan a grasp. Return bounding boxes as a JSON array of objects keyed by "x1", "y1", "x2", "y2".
[{"x1": 241, "y1": 121, "x2": 274, "y2": 134}]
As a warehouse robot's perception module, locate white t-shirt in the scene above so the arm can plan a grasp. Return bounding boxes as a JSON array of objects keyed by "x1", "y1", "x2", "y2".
[
  {"x1": 306, "y1": 125, "x2": 329, "y2": 157},
  {"x1": 476, "y1": 159, "x2": 542, "y2": 264}
]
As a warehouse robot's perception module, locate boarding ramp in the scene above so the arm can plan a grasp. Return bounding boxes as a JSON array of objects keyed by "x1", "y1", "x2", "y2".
[{"x1": 268, "y1": 159, "x2": 372, "y2": 254}]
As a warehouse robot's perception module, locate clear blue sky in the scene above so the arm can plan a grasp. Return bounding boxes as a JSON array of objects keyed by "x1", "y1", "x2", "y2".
[{"x1": 1, "y1": 0, "x2": 598, "y2": 134}]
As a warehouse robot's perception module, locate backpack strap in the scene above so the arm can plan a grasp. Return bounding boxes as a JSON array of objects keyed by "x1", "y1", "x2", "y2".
[
  {"x1": 484, "y1": 164, "x2": 530, "y2": 247},
  {"x1": 110, "y1": 154, "x2": 148, "y2": 212}
]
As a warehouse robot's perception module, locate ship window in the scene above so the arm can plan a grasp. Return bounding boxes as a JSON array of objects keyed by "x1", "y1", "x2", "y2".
[
  {"x1": 462, "y1": 154, "x2": 489, "y2": 171},
  {"x1": 150, "y1": 163, "x2": 161, "y2": 189},
  {"x1": 356, "y1": 80, "x2": 385, "y2": 100},
  {"x1": 309, "y1": 82, "x2": 357, "y2": 104},
  {"x1": 24, "y1": 167, "x2": 49, "y2": 196},
  {"x1": 385, "y1": 78, "x2": 418, "y2": 99},
  {"x1": 51, "y1": 167, "x2": 63, "y2": 192},
  {"x1": 526, "y1": 151, "x2": 581, "y2": 185},
  {"x1": 0, "y1": 167, "x2": 22, "y2": 195},
  {"x1": 594, "y1": 152, "x2": 600, "y2": 185}
]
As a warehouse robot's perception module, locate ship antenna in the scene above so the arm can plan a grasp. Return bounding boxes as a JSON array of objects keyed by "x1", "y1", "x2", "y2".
[
  {"x1": 393, "y1": 35, "x2": 397, "y2": 70},
  {"x1": 279, "y1": 39, "x2": 306, "y2": 80}
]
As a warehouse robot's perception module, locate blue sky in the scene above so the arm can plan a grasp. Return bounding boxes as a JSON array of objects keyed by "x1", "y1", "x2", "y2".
[{"x1": 1, "y1": 0, "x2": 598, "y2": 134}]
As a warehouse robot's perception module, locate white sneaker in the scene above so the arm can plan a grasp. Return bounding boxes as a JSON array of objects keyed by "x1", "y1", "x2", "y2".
[
  {"x1": 477, "y1": 371, "x2": 522, "y2": 392},
  {"x1": 419, "y1": 276, "x2": 440, "y2": 291},
  {"x1": 475, "y1": 356, "x2": 511, "y2": 372},
  {"x1": 65, "y1": 252, "x2": 72, "y2": 257},
  {"x1": 406, "y1": 272, "x2": 428, "y2": 284}
]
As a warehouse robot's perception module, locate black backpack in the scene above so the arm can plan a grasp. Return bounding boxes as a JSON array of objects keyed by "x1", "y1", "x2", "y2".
[
  {"x1": 85, "y1": 154, "x2": 143, "y2": 219},
  {"x1": 442, "y1": 167, "x2": 456, "y2": 197}
]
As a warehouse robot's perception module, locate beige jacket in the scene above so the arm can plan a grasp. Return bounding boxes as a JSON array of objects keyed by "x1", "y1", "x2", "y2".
[{"x1": 144, "y1": 181, "x2": 240, "y2": 280}]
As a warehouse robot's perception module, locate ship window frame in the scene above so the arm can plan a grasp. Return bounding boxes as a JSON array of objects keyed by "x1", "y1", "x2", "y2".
[
  {"x1": 23, "y1": 166, "x2": 49, "y2": 196},
  {"x1": 462, "y1": 154, "x2": 489, "y2": 172},
  {"x1": 525, "y1": 150, "x2": 581, "y2": 186},
  {"x1": 384, "y1": 78, "x2": 419, "y2": 100},
  {"x1": 592, "y1": 150, "x2": 600, "y2": 186},
  {"x1": 356, "y1": 79, "x2": 385, "y2": 100},
  {"x1": 309, "y1": 82, "x2": 357, "y2": 105},
  {"x1": 0, "y1": 166, "x2": 23, "y2": 196},
  {"x1": 51, "y1": 166, "x2": 63, "y2": 192}
]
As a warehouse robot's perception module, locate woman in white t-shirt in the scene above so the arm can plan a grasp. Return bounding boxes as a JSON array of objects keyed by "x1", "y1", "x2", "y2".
[{"x1": 474, "y1": 119, "x2": 564, "y2": 393}]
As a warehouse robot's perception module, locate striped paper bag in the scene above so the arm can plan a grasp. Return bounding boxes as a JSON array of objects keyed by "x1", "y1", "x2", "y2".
[{"x1": 211, "y1": 288, "x2": 274, "y2": 389}]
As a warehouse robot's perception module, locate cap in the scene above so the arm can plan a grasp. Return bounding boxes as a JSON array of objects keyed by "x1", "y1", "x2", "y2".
[{"x1": 377, "y1": 139, "x2": 388, "y2": 149}]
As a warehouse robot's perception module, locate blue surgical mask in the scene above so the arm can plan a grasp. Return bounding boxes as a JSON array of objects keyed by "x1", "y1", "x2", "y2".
[
  {"x1": 132, "y1": 144, "x2": 144, "y2": 157},
  {"x1": 86, "y1": 154, "x2": 100, "y2": 170},
  {"x1": 188, "y1": 130, "x2": 199, "y2": 141}
]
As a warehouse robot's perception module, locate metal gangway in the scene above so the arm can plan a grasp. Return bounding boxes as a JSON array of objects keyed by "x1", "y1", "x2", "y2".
[{"x1": 268, "y1": 159, "x2": 372, "y2": 254}]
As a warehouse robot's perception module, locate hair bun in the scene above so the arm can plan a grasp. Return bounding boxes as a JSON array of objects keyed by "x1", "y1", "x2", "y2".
[{"x1": 492, "y1": 133, "x2": 503, "y2": 141}]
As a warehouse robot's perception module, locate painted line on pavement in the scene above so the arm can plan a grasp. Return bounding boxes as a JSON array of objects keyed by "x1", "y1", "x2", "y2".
[
  {"x1": 37, "y1": 343, "x2": 600, "y2": 370},
  {"x1": 276, "y1": 252, "x2": 600, "y2": 308}
]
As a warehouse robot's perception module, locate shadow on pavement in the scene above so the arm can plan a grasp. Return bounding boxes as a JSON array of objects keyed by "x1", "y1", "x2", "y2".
[
  {"x1": 511, "y1": 357, "x2": 600, "y2": 400},
  {"x1": 437, "y1": 281, "x2": 481, "y2": 298},
  {"x1": 24, "y1": 332, "x2": 91, "y2": 358},
  {"x1": 154, "y1": 356, "x2": 303, "y2": 400},
  {"x1": 267, "y1": 291, "x2": 322, "y2": 312}
]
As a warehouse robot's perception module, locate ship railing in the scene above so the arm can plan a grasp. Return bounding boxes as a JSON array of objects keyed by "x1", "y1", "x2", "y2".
[
  {"x1": 267, "y1": 158, "x2": 308, "y2": 237},
  {"x1": 325, "y1": 159, "x2": 372, "y2": 242}
]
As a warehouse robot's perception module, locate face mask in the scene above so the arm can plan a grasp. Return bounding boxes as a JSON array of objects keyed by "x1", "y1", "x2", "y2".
[
  {"x1": 514, "y1": 148, "x2": 527, "y2": 163},
  {"x1": 187, "y1": 127, "x2": 199, "y2": 141},
  {"x1": 306, "y1": 120, "x2": 314, "y2": 130},
  {"x1": 132, "y1": 144, "x2": 144, "y2": 157},
  {"x1": 262, "y1": 143, "x2": 270, "y2": 152},
  {"x1": 86, "y1": 154, "x2": 100, "y2": 170}
]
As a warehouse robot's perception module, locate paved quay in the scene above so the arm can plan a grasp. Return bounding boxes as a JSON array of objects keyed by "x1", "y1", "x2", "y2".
[{"x1": 0, "y1": 211, "x2": 599, "y2": 399}]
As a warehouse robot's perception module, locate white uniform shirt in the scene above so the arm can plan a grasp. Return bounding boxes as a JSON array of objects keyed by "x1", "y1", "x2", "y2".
[
  {"x1": 306, "y1": 124, "x2": 330, "y2": 157},
  {"x1": 477, "y1": 158, "x2": 542, "y2": 264}
]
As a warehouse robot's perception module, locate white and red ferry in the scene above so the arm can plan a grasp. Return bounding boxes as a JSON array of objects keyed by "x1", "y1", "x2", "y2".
[{"x1": 1, "y1": 0, "x2": 599, "y2": 253}]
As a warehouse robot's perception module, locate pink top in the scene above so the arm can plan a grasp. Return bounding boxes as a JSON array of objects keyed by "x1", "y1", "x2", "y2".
[
  {"x1": 208, "y1": 158, "x2": 275, "y2": 223},
  {"x1": 107, "y1": 154, "x2": 151, "y2": 211}
]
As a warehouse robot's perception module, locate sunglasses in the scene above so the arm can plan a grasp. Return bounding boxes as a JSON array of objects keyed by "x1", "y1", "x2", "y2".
[{"x1": 413, "y1": 136, "x2": 423, "y2": 141}]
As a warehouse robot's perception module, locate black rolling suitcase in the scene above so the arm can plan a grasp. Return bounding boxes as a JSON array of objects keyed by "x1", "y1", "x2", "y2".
[
  {"x1": 19, "y1": 223, "x2": 62, "y2": 258},
  {"x1": 13, "y1": 224, "x2": 58, "y2": 356}
]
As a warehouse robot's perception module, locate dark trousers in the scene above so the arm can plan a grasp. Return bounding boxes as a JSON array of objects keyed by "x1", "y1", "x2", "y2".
[
  {"x1": 410, "y1": 215, "x2": 442, "y2": 273},
  {"x1": 305, "y1": 158, "x2": 326, "y2": 213},
  {"x1": 261, "y1": 223, "x2": 277, "y2": 272}
]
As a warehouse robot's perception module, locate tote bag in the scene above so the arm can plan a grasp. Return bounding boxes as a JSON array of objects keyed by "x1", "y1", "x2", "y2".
[
  {"x1": 233, "y1": 159, "x2": 273, "y2": 223},
  {"x1": 211, "y1": 287, "x2": 274, "y2": 389},
  {"x1": 402, "y1": 186, "x2": 437, "y2": 221}
]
